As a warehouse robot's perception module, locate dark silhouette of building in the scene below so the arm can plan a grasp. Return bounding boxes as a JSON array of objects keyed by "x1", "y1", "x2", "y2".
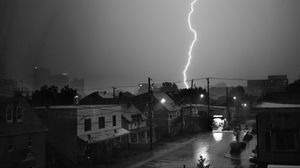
[
  {"x1": 253, "y1": 102, "x2": 300, "y2": 167},
  {"x1": 79, "y1": 91, "x2": 119, "y2": 105},
  {"x1": 247, "y1": 80, "x2": 268, "y2": 96},
  {"x1": 0, "y1": 96, "x2": 47, "y2": 168},
  {"x1": 267, "y1": 75, "x2": 288, "y2": 92},
  {"x1": 247, "y1": 75, "x2": 289, "y2": 96}
]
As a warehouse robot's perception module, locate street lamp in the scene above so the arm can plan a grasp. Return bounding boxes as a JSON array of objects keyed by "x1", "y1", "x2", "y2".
[
  {"x1": 160, "y1": 98, "x2": 166, "y2": 104},
  {"x1": 200, "y1": 94, "x2": 204, "y2": 99},
  {"x1": 233, "y1": 96, "x2": 237, "y2": 100}
]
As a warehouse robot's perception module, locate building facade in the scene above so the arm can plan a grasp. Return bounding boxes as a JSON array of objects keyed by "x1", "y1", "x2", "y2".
[
  {"x1": 247, "y1": 80, "x2": 268, "y2": 96},
  {"x1": 267, "y1": 75, "x2": 288, "y2": 92},
  {"x1": 121, "y1": 103, "x2": 150, "y2": 148},
  {"x1": 254, "y1": 102, "x2": 300, "y2": 167},
  {"x1": 247, "y1": 75, "x2": 289, "y2": 96},
  {"x1": 152, "y1": 92, "x2": 182, "y2": 138},
  {"x1": 0, "y1": 97, "x2": 47, "y2": 168},
  {"x1": 35, "y1": 105, "x2": 129, "y2": 166}
]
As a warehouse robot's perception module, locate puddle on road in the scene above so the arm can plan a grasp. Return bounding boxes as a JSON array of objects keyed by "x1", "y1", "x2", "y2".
[{"x1": 213, "y1": 132, "x2": 223, "y2": 142}]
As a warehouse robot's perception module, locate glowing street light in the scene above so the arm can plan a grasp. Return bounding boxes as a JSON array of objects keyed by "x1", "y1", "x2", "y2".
[
  {"x1": 233, "y1": 96, "x2": 237, "y2": 100},
  {"x1": 160, "y1": 98, "x2": 166, "y2": 104},
  {"x1": 200, "y1": 94, "x2": 204, "y2": 99},
  {"x1": 242, "y1": 103, "x2": 247, "y2": 107}
]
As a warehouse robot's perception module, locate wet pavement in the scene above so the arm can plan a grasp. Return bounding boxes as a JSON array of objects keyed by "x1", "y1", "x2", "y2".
[{"x1": 133, "y1": 130, "x2": 257, "y2": 168}]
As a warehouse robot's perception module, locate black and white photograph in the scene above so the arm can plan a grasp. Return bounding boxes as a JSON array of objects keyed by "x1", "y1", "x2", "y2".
[{"x1": 1, "y1": 0, "x2": 300, "y2": 168}]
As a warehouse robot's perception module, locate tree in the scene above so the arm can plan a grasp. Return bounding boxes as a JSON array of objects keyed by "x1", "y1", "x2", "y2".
[
  {"x1": 59, "y1": 85, "x2": 77, "y2": 105},
  {"x1": 229, "y1": 86, "x2": 245, "y2": 98},
  {"x1": 287, "y1": 79, "x2": 300, "y2": 94},
  {"x1": 31, "y1": 85, "x2": 77, "y2": 106},
  {"x1": 159, "y1": 82, "x2": 178, "y2": 93},
  {"x1": 197, "y1": 155, "x2": 210, "y2": 168},
  {"x1": 31, "y1": 85, "x2": 59, "y2": 106}
]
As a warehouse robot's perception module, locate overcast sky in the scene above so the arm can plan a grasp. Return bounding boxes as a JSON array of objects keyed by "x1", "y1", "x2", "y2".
[{"x1": 1, "y1": 0, "x2": 300, "y2": 91}]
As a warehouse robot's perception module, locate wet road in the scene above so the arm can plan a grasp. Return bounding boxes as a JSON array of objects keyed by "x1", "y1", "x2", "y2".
[{"x1": 137, "y1": 131, "x2": 256, "y2": 168}]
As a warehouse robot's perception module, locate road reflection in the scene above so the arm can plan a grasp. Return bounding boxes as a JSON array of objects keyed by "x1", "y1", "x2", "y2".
[
  {"x1": 213, "y1": 132, "x2": 223, "y2": 142},
  {"x1": 194, "y1": 142, "x2": 210, "y2": 165}
]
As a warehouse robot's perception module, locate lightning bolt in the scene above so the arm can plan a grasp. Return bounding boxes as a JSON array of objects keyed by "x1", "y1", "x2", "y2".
[{"x1": 183, "y1": 0, "x2": 198, "y2": 89}]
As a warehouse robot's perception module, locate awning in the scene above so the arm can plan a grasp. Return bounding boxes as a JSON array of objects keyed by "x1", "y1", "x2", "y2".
[
  {"x1": 78, "y1": 128, "x2": 130, "y2": 144},
  {"x1": 129, "y1": 126, "x2": 149, "y2": 132}
]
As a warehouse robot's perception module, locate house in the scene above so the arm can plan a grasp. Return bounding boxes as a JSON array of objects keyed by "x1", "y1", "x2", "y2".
[
  {"x1": 130, "y1": 91, "x2": 181, "y2": 140},
  {"x1": 0, "y1": 97, "x2": 47, "y2": 168},
  {"x1": 80, "y1": 91, "x2": 119, "y2": 105},
  {"x1": 35, "y1": 105, "x2": 129, "y2": 166},
  {"x1": 253, "y1": 102, "x2": 300, "y2": 167},
  {"x1": 121, "y1": 103, "x2": 150, "y2": 148},
  {"x1": 152, "y1": 91, "x2": 182, "y2": 138}
]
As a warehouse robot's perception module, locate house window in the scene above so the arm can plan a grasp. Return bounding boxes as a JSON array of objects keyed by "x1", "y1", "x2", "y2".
[
  {"x1": 130, "y1": 133, "x2": 137, "y2": 143},
  {"x1": 84, "y1": 119, "x2": 91, "y2": 132},
  {"x1": 98, "y1": 117, "x2": 105, "y2": 129},
  {"x1": 273, "y1": 130, "x2": 298, "y2": 152},
  {"x1": 16, "y1": 106, "x2": 23, "y2": 122},
  {"x1": 112, "y1": 115, "x2": 116, "y2": 126},
  {"x1": 6, "y1": 106, "x2": 13, "y2": 123},
  {"x1": 28, "y1": 136, "x2": 33, "y2": 148},
  {"x1": 8, "y1": 144, "x2": 13, "y2": 152}
]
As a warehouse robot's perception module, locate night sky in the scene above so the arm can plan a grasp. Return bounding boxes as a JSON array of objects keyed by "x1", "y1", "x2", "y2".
[{"x1": 1, "y1": 0, "x2": 300, "y2": 91}]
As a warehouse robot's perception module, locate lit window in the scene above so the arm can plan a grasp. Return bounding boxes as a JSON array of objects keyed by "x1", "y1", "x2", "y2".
[
  {"x1": 16, "y1": 106, "x2": 23, "y2": 122},
  {"x1": 6, "y1": 106, "x2": 13, "y2": 123}
]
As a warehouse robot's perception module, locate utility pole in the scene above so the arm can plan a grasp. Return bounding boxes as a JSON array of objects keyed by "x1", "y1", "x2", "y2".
[
  {"x1": 226, "y1": 87, "x2": 230, "y2": 128},
  {"x1": 21, "y1": 80, "x2": 24, "y2": 95},
  {"x1": 189, "y1": 79, "x2": 194, "y2": 132},
  {"x1": 112, "y1": 87, "x2": 116, "y2": 98},
  {"x1": 206, "y1": 78, "x2": 210, "y2": 114},
  {"x1": 189, "y1": 91, "x2": 193, "y2": 132},
  {"x1": 148, "y1": 77, "x2": 153, "y2": 150}
]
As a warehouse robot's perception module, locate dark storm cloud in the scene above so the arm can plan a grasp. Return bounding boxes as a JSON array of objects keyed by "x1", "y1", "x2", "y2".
[{"x1": 1, "y1": 0, "x2": 300, "y2": 89}]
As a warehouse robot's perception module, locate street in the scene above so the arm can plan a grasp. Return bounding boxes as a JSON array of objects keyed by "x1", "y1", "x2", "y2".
[{"x1": 133, "y1": 130, "x2": 256, "y2": 168}]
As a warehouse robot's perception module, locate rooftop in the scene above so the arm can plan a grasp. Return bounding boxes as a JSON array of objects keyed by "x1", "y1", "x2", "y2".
[
  {"x1": 34, "y1": 104, "x2": 121, "y2": 110},
  {"x1": 255, "y1": 102, "x2": 300, "y2": 108}
]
